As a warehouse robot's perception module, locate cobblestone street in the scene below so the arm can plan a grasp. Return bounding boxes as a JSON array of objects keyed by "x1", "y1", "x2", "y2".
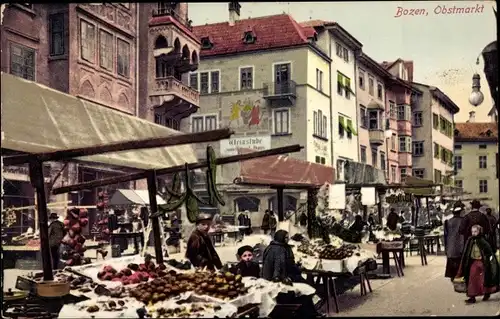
[{"x1": 336, "y1": 254, "x2": 500, "y2": 316}]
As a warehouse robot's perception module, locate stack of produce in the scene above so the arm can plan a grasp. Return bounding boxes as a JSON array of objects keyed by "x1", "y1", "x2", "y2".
[
  {"x1": 97, "y1": 255, "x2": 164, "y2": 285},
  {"x1": 61, "y1": 208, "x2": 90, "y2": 266},
  {"x1": 155, "y1": 303, "x2": 223, "y2": 318},
  {"x1": 129, "y1": 271, "x2": 248, "y2": 303},
  {"x1": 318, "y1": 244, "x2": 357, "y2": 260},
  {"x1": 297, "y1": 242, "x2": 317, "y2": 257}
]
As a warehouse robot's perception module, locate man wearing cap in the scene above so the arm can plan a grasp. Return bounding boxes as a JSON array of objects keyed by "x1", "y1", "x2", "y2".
[
  {"x1": 229, "y1": 245, "x2": 260, "y2": 277},
  {"x1": 48, "y1": 212, "x2": 65, "y2": 269},
  {"x1": 185, "y1": 213, "x2": 223, "y2": 271},
  {"x1": 459, "y1": 200, "x2": 491, "y2": 245}
]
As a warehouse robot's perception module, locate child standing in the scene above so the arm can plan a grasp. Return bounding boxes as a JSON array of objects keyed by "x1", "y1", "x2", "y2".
[
  {"x1": 456, "y1": 224, "x2": 500, "y2": 304},
  {"x1": 230, "y1": 245, "x2": 260, "y2": 277}
]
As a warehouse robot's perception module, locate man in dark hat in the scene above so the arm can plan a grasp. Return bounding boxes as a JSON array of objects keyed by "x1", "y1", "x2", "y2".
[
  {"x1": 48, "y1": 212, "x2": 65, "y2": 269},
  {"x1": 459, "y1": 200, "x2": 491, "y2": 245},
  {"x1": 185, "y1": 213, "x2": 222, "y2": 271}
]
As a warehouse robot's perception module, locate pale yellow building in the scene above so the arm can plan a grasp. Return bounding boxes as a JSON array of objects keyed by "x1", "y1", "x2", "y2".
[
  {"x1": 454, "y1": 117, "x2": 498, "y2": 209},
  {"x1": 182, "y1": 7, "x2": 333, "y2": 223}
]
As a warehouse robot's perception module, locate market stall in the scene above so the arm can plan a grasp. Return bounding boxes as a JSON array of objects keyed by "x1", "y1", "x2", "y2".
[{"x1": 2, "y1": 73, "x2": 309, "y2": 317}]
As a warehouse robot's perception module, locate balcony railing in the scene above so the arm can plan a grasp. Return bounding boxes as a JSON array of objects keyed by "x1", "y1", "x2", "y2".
[
  {"x1": 151, "y1": 7, "x2": 193, "y2": 31},
  {"x1": 369, "y1": 129, "x2": 385, "y2": 145},
  {"x1": 263, "y1": 80, "x2": 297, "y2": 99},
  {"x1": 152, "y1": 76, "x2": 199, "y2": 107}
]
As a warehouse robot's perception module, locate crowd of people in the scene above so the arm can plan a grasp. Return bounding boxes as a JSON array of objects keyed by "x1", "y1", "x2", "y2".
[{"x1": 444, "y1": 200, "x2": 500, "y2": 304}]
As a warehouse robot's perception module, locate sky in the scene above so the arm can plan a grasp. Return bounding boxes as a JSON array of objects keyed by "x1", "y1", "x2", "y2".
[{"x1": 188, "y1": 1, "x2": 497, "y2": 123}]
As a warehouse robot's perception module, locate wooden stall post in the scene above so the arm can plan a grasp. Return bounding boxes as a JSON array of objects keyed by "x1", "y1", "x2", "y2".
[
  {"x1": 306, "y1": 188, "x2": 318, "y2": 239},
  {"x1": 28, "y1": 160, "x2": 53, "y2": 281},
  {"x1": 425, "y1": 197, "x2": 431, "y2": 225},
  {"x1": 362, "y1": 205, "x2": 368, "y2": 222},
  {"x1": 377, "y1": 191, "x2": 383, "y2": 224},
  {"x1": 277, "y1": 188, "x2": 284, "y2": 222},
  {"x1": 146, "y1": 170, "x2": 164, "y2": 264}
]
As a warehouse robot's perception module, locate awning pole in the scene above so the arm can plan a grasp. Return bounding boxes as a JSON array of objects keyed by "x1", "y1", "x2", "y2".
[
  {"x1": 277, "y1": 188, "x2": 284, "y2": 222},
  {"x1": 306, "y1": 188, "x2": 318, "y2": 238},
  {"x1": 29, "y1": 160, "x2": 53, "y2": 281},
  {"x1": 146, "y1": 170, "x2": 164, "y2": 263},
  {"x1": 426, "y1": 197, "x2": 431, "y2": 224}
]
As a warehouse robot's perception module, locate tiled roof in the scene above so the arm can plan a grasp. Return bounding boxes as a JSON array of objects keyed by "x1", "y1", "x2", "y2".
[
  {"x1": 299, "y1": 19, "x2": 336, "y2": 28},
  {"x1": 454, "y1": 122, "x2": 498, "y2": 141},
  {"x1": 193, "y1": 14, "x2": 316, "y2": 57},
  {"x1": 381, "y1": 59, "x2": 414, "y2": 82}
]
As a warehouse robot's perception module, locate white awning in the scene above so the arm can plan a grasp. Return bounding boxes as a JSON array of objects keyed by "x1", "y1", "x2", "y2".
[
  {"x1": 108, "y1": 189, "x2": 166, "y2": 206},
  {"x1": 0, "y1": 72, "x2": 196, "y2": 170}
]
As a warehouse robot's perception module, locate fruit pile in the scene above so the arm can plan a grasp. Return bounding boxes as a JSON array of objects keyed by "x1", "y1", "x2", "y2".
[
  {"x1": 297, "y1": 242, "x2": 316, "y2": 257},
  {"x1": 61, "y1": 208, "x2": 90, "y2": 266},
  {"x1": 155, "y1": 303, "x2": 223, "y2": 318},
  {"x1": 318, "y1": 244, "x2": 356, "y2": 260},
  {"x1": 129, "y1": 271, "x2": 248, "y2": 304},
  {"x1": 97, "y1": 256, "x2": 169, "y2": 285}
]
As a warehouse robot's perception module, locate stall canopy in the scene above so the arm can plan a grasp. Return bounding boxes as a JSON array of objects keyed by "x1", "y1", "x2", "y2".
[
  {"x1": 404, "y1": 176, "x2": 437, "y2": 196},
  {"x1": 237, "y1": 152, "x2": 334, "y2": 186},
  {"x1": 0, "y1": 72, "x2": 196, "y2": 170},
  {"x1": 109, "y1": 189, "x2": 167, "y2": 206}
]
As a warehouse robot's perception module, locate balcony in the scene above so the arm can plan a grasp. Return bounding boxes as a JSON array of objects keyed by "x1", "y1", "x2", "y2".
[
  {"x1": 369, "y1": 129, "x2": 385, "y2": 146},
  {"x1": 397, "y1": 120, "x2": 412, "y2": 136},
  {"x1": 149, "y1": 76, "x2": 199, "y2": 118},
  {"x1": 263, "y1": 81, "x2": 297, "y2": 106},
  {"x1": 152, "y1": 7, "x2": 193, "y2": 30},
  {"x1": 175, "y1": 57, "x2": 198, "y2": 73},
  {"x1": 398, "y1": 152, "x2": 412, "y2": 167}
]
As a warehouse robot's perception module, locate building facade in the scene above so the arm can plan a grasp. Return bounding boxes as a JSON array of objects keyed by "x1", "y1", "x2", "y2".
[
  {"x1": 301, "y1": 20, "x2": 362, "y2": 180},
  {"x1": 381, "y1": 59, "x2": 420, "y2": 182},
  {"x1": 454, "y1": 120, "x2": 498, "y2": 209},
  {"x1": 356, "y1": 53, "x2": 394, "y2": 182},
  {"x1": 1, "y1": 3, "x2": 198, "y2": 235},
  {"x1": 137, "y1": 2, "x2": 200, "y2": 126},
  {"x1": 411, "y1": 82, "x2": 459, "y2": 184},
  {"x1": 185, "y1": 9, "x2": 333, "y2": 225}
]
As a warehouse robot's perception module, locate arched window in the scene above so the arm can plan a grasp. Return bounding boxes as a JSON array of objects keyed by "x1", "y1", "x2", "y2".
[{"x1": 234, "y1": 196, "x2": 260, "y2": 212}]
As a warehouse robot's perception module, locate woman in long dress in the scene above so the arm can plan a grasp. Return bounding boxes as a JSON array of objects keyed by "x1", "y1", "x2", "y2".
[
  {"x1": 444, "y1": 202, "x2": 464, "y2": 280},
  {"x1": 456, "y1": 224, "x2": 500, "y2": 304}
]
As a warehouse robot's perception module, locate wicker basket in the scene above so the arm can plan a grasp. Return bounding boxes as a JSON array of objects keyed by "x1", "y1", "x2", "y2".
[
  {"x1": 453, "y1": 281, "x2": 466, "y2": 293},
  {"x1": 36, "y1": 281, "x2": 70, "y2": 297}
]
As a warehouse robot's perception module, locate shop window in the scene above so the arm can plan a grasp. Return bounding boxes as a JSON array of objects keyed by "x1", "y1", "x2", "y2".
[{"x1": 235, "y1": 196, "x2": 260, "y2": 212}]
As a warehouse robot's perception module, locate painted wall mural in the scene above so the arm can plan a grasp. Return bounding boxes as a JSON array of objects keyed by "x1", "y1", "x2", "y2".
[{"x1": 229, "y1": 98, "x2": 263, "y2": 128}]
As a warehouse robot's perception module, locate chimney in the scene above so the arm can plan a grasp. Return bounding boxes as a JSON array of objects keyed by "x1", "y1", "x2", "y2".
[
  {"x1": 468, "y1": 111, "x2": 476, "y2": 123},
  {"x1": 228, "y1": 2, "x2": 241, "y2": 26}
]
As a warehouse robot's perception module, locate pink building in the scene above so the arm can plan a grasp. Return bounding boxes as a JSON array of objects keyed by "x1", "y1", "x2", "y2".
[{"x1": 381, "y1": 59, "x2": 422, "y2": 182}]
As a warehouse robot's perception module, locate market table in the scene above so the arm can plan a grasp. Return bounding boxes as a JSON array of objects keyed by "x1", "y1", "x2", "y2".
[
  {"x1": 301, "y1": 268, "x2": 340, "y2": 314},
  {"x1": 423, "y1": 234, "x2": 441, "y2": 255},
  {"x1": 376, "y1": 242, "x2": 404, "y2": 278},
  {"x1": 109, "y1": 232, "x2": 144, "y2": 255},
  {"x1": 2, "y1": 245, "x2": 42, "y2": 269},
  {"x1": 209, "y1": 230, "x2": 241, "y2": 246}
]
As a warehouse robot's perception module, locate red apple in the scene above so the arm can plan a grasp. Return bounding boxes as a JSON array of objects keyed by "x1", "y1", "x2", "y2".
[
  {"x1": 71, "y1": 224, "x2": 81, "y2": 233},
  {"x1": 79, "y1": 209, "x2": 88, "y2": 218},
  {"x1": 80, "y1": 218, "x2": 89, "y2": 227}
]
